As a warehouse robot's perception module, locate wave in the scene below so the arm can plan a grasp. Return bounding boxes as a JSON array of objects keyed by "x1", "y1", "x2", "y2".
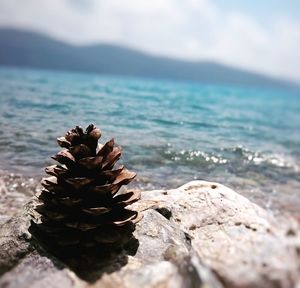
[
  {"x1": 222, "y1": 146, "x2": 299, "y2": 170},
  {"x1": 160, "y1": 145, "x2": 299, "y2": 171}
]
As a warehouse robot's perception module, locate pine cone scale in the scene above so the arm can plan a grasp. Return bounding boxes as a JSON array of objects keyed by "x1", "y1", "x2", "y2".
[
  {"x1": 39, "y1": 191, "x2": 83, "y2": 207},
  {"x1": 78, "y1": 156, "x2": 103, "y2": 170},
  {"x1": 64, "y1": 177, "x2": 94, "y2": 189},
  {"x1": 102, "y1": 147, "x2": 122, "y2": 170},
  {"x1": 112, "y1": 190, "x2": 141, "y2": 206},
  {"x1": 69, "y1": 144, "x2": 92, "y2": 159},
  {"x1": 100, "y1": 165, "x2": 124, "y2": 181},
  {"x1": 45, "y1": 165, "x2": 68, "y2": 177},
  {"x1": 82, "y1": 207, "x2": 112, "y2": 216},
  {"x1": 97, "y1": 138, "x2": 114, "y2": 156},
  {"x1": 57, "y1": 137, "x2": 71, "y2": 148},
  {"x1": 112, "y1": 168, "x2": 136, "y2": 184}
]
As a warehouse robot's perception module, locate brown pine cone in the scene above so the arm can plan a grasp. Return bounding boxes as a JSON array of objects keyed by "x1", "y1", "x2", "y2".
[{"x1": 30, "y1": 124, "x2": 142, "y2": 251}]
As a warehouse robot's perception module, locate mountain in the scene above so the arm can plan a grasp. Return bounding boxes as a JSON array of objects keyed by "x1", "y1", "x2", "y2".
[{"x1": 0, "y1": 28, "x2": 296, "y2": 88}]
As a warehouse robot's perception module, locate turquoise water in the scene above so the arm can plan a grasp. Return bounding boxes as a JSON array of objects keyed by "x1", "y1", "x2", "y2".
[{"x1": 0, "y1": 67, "x2": 300, "y2": 214}]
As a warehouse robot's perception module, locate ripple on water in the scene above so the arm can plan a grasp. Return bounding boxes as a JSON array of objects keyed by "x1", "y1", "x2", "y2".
[{"x1": 0, "y1": 67, "x2": 300, "y2": 215}]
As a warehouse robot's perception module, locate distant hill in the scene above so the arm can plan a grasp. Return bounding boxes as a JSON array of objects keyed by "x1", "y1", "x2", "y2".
[{"x1": 0, "y1": 28, "x2": 297, "y2": 88}]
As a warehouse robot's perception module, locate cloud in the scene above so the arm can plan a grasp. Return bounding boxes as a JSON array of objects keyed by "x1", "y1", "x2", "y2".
[{"x1": 0, "y1": 0, "x2": 299, "y2": 82}]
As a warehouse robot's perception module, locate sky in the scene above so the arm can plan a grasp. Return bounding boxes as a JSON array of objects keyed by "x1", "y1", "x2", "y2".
[{"x1": 0, "y1": 0, "x2": 300, "y2": 82}]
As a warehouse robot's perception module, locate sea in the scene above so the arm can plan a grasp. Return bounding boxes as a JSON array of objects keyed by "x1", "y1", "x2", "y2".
[{"x1": 0, "y1": 66, "x2": 300, "y2": 217}]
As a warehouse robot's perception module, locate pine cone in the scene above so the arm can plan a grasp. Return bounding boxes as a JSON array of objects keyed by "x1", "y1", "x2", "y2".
[{"x1": 30, "y1": 124, "x2": 142, "y2": 251}]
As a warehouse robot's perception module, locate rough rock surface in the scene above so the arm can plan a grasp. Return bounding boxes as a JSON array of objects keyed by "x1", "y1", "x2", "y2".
[{"x1": 0, "y1": 181, "x2": 300, "y2": 288}]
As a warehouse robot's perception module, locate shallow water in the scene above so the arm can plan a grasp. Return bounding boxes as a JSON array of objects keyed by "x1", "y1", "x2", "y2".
[{"x1": 0, "y1": 66, "x2": 300, "y2": 216}]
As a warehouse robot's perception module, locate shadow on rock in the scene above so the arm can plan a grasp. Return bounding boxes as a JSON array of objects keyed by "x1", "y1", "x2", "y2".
[{"x1": 28, "y1": 222, "x2": 139, "y2": 283}]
